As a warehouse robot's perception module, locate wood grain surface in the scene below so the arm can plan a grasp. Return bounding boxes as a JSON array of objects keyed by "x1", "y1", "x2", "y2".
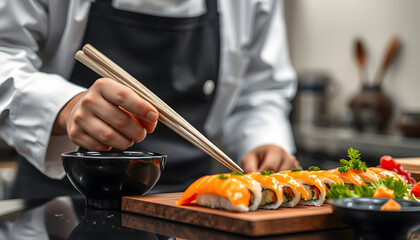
[
  {"x1": 395, "y1": 158, "x2": 420, "y2": 180},
  {"x1": 121, "y1": 211, "x2": 353, "y2": 240},
  {"x1": 122, "y1": 193, "x2": 346, "y2": 237},
  {"x1": 395, "y1": 158, "x2": 420, "y2": 171}
]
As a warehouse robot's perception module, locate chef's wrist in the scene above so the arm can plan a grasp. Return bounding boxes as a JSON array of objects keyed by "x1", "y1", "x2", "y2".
[{"x1": 52, "y1": 92, "x2": 85, "y2": 136}]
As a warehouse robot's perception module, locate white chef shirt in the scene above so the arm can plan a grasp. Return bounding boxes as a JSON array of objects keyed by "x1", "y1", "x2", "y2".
[{"x1": 0, "y1": 0, "x2": 297, "y2": 179}]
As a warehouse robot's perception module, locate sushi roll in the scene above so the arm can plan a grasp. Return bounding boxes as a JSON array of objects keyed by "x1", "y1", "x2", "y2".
[
  {"x1": 271, "y1": 173, "x2": 311, "y2": 207},
  {"x1": 282, "y1": 170, "x2": 327, "y2": 206},
  {"x1": 328, "y1": 168, "x2": 365, "y2": 187},
  {"x1": 350, "y1": 169, "x2": 381, "y2": 183},
  {"x1": 369, "y1": 167, "x2": 407, "y2": 184},
  {"x1": 304, "y1": 170, "x2": 344, "y2": 190},
  {"x1": 247, "y1": 171, "x2": 283, "y2": 209},
  {"x1": 176, "y1": 173, "x2": 262, "y2": 212}
]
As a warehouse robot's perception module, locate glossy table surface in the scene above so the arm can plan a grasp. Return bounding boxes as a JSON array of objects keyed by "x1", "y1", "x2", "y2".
[{"x1": 0, "y1": 195, "x2": 418, "y2": 240}]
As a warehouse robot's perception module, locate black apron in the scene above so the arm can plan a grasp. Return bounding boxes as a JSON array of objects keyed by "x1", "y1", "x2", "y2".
[{"x1": 12, "y1": 0, "x2": 220, "y2": 198}]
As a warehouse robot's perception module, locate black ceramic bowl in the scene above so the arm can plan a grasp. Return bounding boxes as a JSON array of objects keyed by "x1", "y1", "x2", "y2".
[
  {"x1": 331, "y1": 197, "x2": 420, "y2": 240},
  {"x1": 62, "y1": 151, "x2": 166, "y2": 209}
]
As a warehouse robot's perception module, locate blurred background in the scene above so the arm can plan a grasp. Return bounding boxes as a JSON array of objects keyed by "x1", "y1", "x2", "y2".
[
  {"x1": 285, "y1": 0, "x2": 420, "y2": 169},
  {"x1": 1, "y1": 0, "x2": 420, "y2": 199}
]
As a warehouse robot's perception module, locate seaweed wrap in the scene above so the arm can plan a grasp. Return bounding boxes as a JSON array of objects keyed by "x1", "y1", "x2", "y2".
[
  {"x1": 282, "y1": 170, "x2": 327, "y2": 206},
  {"x1": 247, "y1": 171, "x2": 283, "y2": 209},
  {"x1": 271, "y1": 173, "x2": 310, "y2": 208}
]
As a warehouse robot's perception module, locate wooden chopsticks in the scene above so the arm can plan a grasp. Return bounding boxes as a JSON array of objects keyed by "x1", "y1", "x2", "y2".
[{"x1": 75, "y1": 44, "x2": 243, "y2": 172}]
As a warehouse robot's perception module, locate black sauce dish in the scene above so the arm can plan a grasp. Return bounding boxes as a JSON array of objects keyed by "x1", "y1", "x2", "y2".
[
  {"x1": 330, "y1": 197, "x2": 420, "y2": 240},
  {"x1": 62, "y1": 151, "x2": 166, "y2": 209}
]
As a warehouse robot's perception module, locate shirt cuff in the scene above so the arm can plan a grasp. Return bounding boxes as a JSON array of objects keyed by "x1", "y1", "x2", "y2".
[{"x1": 12, "y1": 74, "x2": 85, "y2": 179}]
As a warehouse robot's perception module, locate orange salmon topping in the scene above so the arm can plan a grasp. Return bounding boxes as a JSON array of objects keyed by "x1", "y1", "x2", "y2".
[
  {"x1": 369, "y1": 167, "x2": 407, "y2": 184},
  {"x1": 176, "y1": 174, "x2": 251, "y2": 207},
  {"x1": 350, "y1": 169, "x2": 381, "y2": 183},
  {"x1": 306, "y1": 170, "x2": 344, "y2": 185},
  {"x1": 380, "y1": 199, "x2": 401, "y2": 211},
  {"x1": 282, "y1": 170, "x2": 327, "y2": 198},
  {"x1": 373, "y1": 186, "x2": 395, "y2": 198},
  {"x1": 272, "y1": 173, "x2": 310, "y2": 199},
  {"x1": 328, "y1": 168, "x2": 365, "y2": 186}
]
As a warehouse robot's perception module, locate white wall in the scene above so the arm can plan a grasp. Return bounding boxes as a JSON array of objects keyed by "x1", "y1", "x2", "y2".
[{"x1": 284, "y1": 0, "x2": 420, "y2": 127}]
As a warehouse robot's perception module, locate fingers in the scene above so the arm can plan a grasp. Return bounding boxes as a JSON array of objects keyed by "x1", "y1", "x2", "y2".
[
  {"x1": 241, "y1": 153, "x2": 259, "y2": 173},
  {"x1": 68, "y1": 128, "x2": 112, "y2": 151},
  {"x1": 73, "y1": 107, "x2": 139, "y2": 150},
  {"x1": 241, "y1": 145, "x2": 302, "y2": 173},
  {"x1": 278, "y1": 153, "x2": 301, "y2": 170},
  {"x1": 88, "y1": 97, "x2": 148, "y2": 143},
  {"x1": 257, "y1": 148, "x2": 281, "y2": 172},
  {"x1": 96, "y1": 79, "x2": 159, "y2": 123},
  {"x1": 132, "y1": 114, "x2": 158, "y2": 134},
  {"x1": 66, "y1": 78, "x2": 159, "y2": 150}
]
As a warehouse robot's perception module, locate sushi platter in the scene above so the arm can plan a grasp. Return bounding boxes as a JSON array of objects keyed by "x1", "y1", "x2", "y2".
[
  {"x1": 122, "y1": 150, "x2": 420, "y2": 237},
  {"x1": 122, "y1": 193, "x2": 346, "y2": 237}
]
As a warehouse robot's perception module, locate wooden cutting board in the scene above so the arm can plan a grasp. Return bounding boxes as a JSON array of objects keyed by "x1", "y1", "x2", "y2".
[
  {"x1": 395, "y1": 158, "x2": 420, "y2": 181},
  {"x1": 395, "y1": 158, "x2": 420, "y2": 171},
  {"x1": 122, "y1": 193, "x2": 346, "y2": 237}
]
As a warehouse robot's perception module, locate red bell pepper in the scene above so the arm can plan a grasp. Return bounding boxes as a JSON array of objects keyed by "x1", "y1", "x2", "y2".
[
  {"x1": 411, "y1": 182, "x2": 420, "y2": 198},
  {"x1": 380, "y1": 155, "x2": 417, "y2": 184}
]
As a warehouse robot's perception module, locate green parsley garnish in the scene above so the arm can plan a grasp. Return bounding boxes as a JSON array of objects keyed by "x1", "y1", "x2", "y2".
[
  {"x1": 308, "y1": 166, "x2": 321, "y2": 171},
  {"x1": 291, "y1": 168, "x2": 302, "y2": 172},
  {"x1": 327, "y1": 184, "x2": 375, "y2": 199},
  {"x1": 338, "y1": 148, "x2": 367, "y2": 173},
  {"x1": 231, "y1": 170, "x2": 244, "y2": 175},
  {"x1": 370, "y1": 177, "x2": 411, "y2": 199},
  {"x1": 260, "y1": 170, "x2": 275, "y2": 175},
  {"x1": 352, "y1": 184, "x2": 375, "y2": 198},
  {"x1": 218, "y1": 174, "x2": 228, "y2": 180},
  {"x1": 327, "y1": 177, "x2": 411, "y2": 200}
]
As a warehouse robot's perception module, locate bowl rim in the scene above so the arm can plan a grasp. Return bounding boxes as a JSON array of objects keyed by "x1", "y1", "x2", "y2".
[
  {"x1": 330, "y1": 197, "x2": 420, "y2": 213},
  {"x1": 61, "y1": 150, "x2": 167, "y2": 160}
]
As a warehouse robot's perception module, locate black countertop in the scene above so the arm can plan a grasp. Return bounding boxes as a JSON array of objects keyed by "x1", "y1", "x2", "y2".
[{"x1": 0, "y1": 196, "x2": 418, "y2": 240}]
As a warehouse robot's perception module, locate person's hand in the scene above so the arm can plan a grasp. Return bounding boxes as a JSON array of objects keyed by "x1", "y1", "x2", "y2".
[
  {"x1": 53, "y1": 78, "x2": 159, "y2": 150},
  {"x1": 240, "y1": 145, "x2": 301, "y2": 173}
]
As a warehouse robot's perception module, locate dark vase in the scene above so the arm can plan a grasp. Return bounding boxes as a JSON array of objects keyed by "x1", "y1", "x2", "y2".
[{"x1": 349, "y1": 85, "x2": 393, "y2": 133}]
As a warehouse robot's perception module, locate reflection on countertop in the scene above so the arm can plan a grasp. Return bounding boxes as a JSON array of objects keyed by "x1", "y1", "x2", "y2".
[
  {"x1": 0, "y1": 196, "x2": 418, "y2": 240},
  {"x1": 0, "y1": 196, "x2": 159, "y2": 240}
]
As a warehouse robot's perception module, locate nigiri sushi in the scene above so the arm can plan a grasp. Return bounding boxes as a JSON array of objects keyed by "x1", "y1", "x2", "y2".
[
  {"x1": 247, "y1": 171, "x2": 283, "y2": 209},
  {"x1": 176, "y1": 173, "x2": 262, "y2": 212},
  {"x1": 282, "y1": 170, "x2": 327, "y2": 206}
]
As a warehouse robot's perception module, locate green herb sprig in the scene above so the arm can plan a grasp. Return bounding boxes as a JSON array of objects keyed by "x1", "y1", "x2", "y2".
[
  {"x1": 338, "y1": 148, "x2": 367, "y2": 173},
  {"x1": 260, "y1": 170, "x2": 275, "y2": 175},
  {"x1": 327, "y1": 184, "x2": 375, "y2": 199},
  {"x1": 231, "y1": 171, "x2": 244, "y2": 176},
  {"x1": 327, "y1": 177, "x2": 411, "y2": 200},
  {"x1": 308, "y1": 166, "x2": 321, "y2": 171},
  {"x1": 291, "y1": 168, "x2": 302, "y2": 172},
  {"x1": 218, "y1": 174, "x2": 228, "y2": 180},
  {"x1": 327, "y1": 184, "x2": 360, "y2": 199}
]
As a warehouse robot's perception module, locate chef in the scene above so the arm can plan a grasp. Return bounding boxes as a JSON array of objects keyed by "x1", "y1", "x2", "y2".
[{"x1": 0, "y1": 0, "x2": 299, "y2": 198}]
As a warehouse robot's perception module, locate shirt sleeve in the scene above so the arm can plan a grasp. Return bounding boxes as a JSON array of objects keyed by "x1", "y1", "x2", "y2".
[
  {"x1": 221, "y1": 0, "x2": 297, "y2": 161},
  {"x1": 0, "y1": 1, "x2": 86, "y2": 179}
]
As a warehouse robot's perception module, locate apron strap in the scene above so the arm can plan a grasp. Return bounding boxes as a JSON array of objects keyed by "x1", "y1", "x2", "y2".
[{"x1": 205, "y1": 0, "x2": 218, "y2": 17}]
